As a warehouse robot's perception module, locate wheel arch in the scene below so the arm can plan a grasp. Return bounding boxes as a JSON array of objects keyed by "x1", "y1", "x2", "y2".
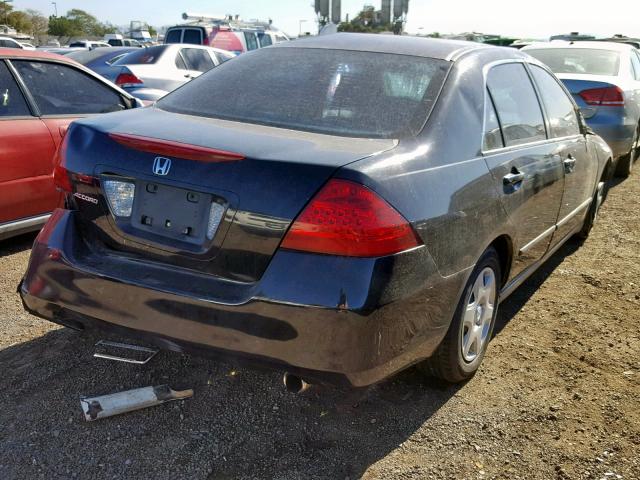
[{"x1": 488, "y1": 234, "x2": 513, "y2": 288}]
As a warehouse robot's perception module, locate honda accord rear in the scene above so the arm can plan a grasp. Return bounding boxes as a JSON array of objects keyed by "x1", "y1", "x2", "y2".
[{"x1": 21, "y1": 34, "x2": 606, "y2": 387}]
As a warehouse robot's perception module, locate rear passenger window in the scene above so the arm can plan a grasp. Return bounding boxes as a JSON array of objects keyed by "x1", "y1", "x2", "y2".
[
  {"x1": 165, "y1": 29, "x2": 182, "y2": 44},
  {"x1": 530, "y1": 65, "x2": 580, "y2": 138},
  {"x1": 483, "y1": 90, "x2": 503, "y2": 150},
  {"x1": 0, "y1": 61, "x2": 30, "y2": 117},
  {"x1": 244, "y1": 32, "x2": 258, "y2": 51},
  {"x1": 183, "y1": 29, "x2": 202, "y2": 45},
  {"x1": 487, "y1": 63, "x2": 546, "y2": 147},
  {"x1": 13, "y1": 61, "x2": 126, "y2": 115},
  {"x1": 181, "y1": 49, "x2": 215, "y2": 73},
  {"x1": 258, "y1": 34, "x2": 272, "y2": 48}
]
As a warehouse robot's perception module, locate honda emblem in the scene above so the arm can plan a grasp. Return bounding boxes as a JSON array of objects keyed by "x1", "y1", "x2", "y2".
[{"x1": 152, "y1": 157, "x2": 172, "y2": 176}]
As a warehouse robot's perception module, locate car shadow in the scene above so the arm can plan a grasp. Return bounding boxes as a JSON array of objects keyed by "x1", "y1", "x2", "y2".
[
  {"x1": 0, "y1": 237, "x2": 581, "y2": 479},
  {"x1": 0, "y1": 231, "x2": 37, "y2": 259},
  {"x1": 494, "y1": 239, "x2": 580, "y2": 337}
]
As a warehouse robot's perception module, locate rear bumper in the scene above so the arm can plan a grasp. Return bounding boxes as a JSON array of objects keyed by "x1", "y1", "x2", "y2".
[
  {"x1": 587, "y1": 115, "x2": 636, "y2": 159},
  {"x1": 20, "y1": 209, "x2": 467, "y2": 387}
]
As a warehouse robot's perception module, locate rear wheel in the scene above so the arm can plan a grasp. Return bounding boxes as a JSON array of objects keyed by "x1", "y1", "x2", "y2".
[
  {"x1": 420, "y1": 247, "x2": 501, "y2": 383},
  {"x1": 576, "y1": 180, "x2": 606, "y2": 240}
]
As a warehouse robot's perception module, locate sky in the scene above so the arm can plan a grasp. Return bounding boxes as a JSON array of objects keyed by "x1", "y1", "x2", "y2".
[{"x1": 10, "y1": 0, "x2": 640, "y2": 39}]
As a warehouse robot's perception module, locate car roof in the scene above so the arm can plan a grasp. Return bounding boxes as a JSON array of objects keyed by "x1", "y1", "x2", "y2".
[
  {"x1": 274, "y1": 33, "x2": 491, "y2": 60},
  {"x1": 523, "y1": 41, "x2": 635, "y2": 52},
  {"x1": 0, "y1": 47, "x2": 81, "y2": 63}
]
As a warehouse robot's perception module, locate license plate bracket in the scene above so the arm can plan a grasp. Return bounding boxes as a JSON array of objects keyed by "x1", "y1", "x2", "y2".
[{"x1": 130, "y1": 181, "x2": 215, "y2": 246}]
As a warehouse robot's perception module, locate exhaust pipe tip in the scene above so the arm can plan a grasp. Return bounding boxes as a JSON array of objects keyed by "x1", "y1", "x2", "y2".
[{"x1": 283, "y1": 372, "x2": 311, "y2": 394}]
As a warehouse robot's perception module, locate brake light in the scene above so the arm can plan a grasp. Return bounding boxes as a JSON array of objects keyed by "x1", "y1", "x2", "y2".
[
  {"x1": 203, "y1": 36, "x2": 211, "y2": 46},
  {"x1": 109, "y1": 133, "x2": 245, "y2": 163},
  {"x1": 281, "y1": 179, "x2": 421, "y2": 257},
  {"x1": 579, "y1": 86, "x2": 624, "y2": 106},
  {"x1": 53, "y1": 134, "x2": 72, "y2": 192},
  {"x1": 115, "y1": 72, "x2": 143, "y2": 87}
]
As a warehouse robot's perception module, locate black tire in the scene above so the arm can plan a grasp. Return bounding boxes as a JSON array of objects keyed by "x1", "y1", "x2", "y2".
[
  {"x1": 615, "y1": 128, "x2": 638, "y2": 178},
  {"x1": 576, "y1": 180, "x2": 606, "y2": 240},
  {"x1": 420, "y1": 247, "x2": 501, "y2": 383}
]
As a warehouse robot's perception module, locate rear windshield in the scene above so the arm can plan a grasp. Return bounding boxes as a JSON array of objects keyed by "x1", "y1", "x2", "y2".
[
  {"x1": 165, "y1": 29, "x2": 182, "y2": 44},
  {"x1": 158, "y1": 48, "x2": 449, "y2": 138},
  {"x1": 526, "y1": 48, "x2": 621, "y2": 76},
  {"x1": 112, "y1": 46, "x2": 165, "y2": 65}
]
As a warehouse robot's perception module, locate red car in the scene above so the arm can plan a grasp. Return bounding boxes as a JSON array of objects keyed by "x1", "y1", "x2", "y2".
[{"x1": 0, "y1": 48, "x2": 139, "y2": 240}]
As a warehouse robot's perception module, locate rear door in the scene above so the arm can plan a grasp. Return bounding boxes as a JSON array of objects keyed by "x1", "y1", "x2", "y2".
[
  {"x1": 182, "y1": 28, "x2": 205, "y2": 45},
  {"x1": 0, "y1": 60, "x2": 58, "y2": 223},
  {"x1": 180, "y1": 47, "x2": 216, "y2": 79},
  {"x1": 528, "y1": 64, "x2": 596, "y2": 242},
  {"x1": 10, "y1": 59, "x2": 128, "y2": 149},
  {"x1": 483, "y1": 62, "x2": 565, "y2": 279}
]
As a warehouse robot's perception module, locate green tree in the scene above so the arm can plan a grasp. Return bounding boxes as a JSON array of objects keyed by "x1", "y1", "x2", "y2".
[
  {"x1": 48, "y1": 15, "x2": 82, "y2": 42},
  {"x1": 0, "y1": 2, "x2": 12, "y2": 26},
  {"x1": 7, "y1": 10, "x2": 32, "y2": 33},
  {"x1": 148, "y1": 25, "x2": 157, "y2": 38},
  {"x1": 67, "y1": 8, "x2": 102, "y2": 36},
  {"x1": 25, "y1": 9, "x2": 48, "y2": 37}
]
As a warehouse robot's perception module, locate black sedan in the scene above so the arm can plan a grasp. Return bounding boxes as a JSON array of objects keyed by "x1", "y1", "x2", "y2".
[{"x1": 20, "y1": 34, "x2": 612, "y2": 388}]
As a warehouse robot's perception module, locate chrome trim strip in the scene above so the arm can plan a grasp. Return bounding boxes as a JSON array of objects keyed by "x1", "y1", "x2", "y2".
[
  {"x1": 556, "y1": 197, "x2": 592, "y2": 228},
  {"x1": 0, "y1": 214, "x2": 50, "y2": 235},
  {"x1": 519, "y1": 225, "x2": 556, "y2": 254}
]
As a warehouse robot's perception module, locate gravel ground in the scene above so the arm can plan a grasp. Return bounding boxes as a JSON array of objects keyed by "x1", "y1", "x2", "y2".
[{"x1": 0, "y1": 175, "x2": 639, "y2": 480}]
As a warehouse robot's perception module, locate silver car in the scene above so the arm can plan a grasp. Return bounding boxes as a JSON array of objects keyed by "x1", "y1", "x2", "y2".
[
  {"x1": 104, "y1": 44, "x2": 235, "y2": 102},
  {"x1": 523, "y1": 41, "x2": 640, "y2": 177}
]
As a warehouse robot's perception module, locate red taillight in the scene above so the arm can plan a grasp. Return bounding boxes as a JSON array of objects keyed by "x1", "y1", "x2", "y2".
[
  {"x1": 203, "y1": 36, "x2": 211, "y2": 46},
  {"x1": 115, "y1": 72, "x2": 143, "y2": 87},
  {"x1": 578, "y1": 86, "x2": 624, "y2": 106},
  {"x1": 281, "y1": 179, "x2": 422, "y2": 258},
  {"x1": 53, "y1": 134, "x2": 72, "y2": 192},
  {"x1": 109, "y1": 133, "x2": 245, "y2": 163}
]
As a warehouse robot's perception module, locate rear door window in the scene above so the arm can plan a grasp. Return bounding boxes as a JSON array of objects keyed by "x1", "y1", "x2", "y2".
[
  {"x1": 244, "y1": 32, "x2": 258, "y2": 51},
  {"x1": 165, "y1": 29, "x2": 182, "y2": 44},
  {"x1": 12, "y1": 61, "x2": 126, "y2": 115},
  {"x1": 529, "y1": 65, "x2": 580, "y2": 138},
  {"x1": 181, "y1": 48, "x2": 215, "y2": 73},
  {"x1": 0, "y1": 61, "x2": 31, "y2": 117},
  {"x1": 258, "y1": 33, "x2": 273, "y2": 48},
  {"x1": 483, "y1": 90, "x2": 504, "y2": 150},
  {"x1": 183, "y1": 29, "x2": 203, "y2": 45},
  {"x1": 487, "y1": 63, "x2": 546, "y2": 147}
]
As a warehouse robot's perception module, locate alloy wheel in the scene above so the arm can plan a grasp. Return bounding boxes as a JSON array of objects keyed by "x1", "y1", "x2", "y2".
[{"x1": 461, "y1": 267, "x2": 496, "y2": 363}]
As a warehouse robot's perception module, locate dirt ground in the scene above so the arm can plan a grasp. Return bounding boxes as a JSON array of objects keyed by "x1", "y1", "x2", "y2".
[{"x1": 0, "y1": 174, "x2": 639, "y2": 480}]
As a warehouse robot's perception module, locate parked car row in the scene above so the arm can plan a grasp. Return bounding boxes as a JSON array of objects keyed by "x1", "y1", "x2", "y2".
[{"x1": 10, "y1": 34, "x2": 620, "y2": 392}]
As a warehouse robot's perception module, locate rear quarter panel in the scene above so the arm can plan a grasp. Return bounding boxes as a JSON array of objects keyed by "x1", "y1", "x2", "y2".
[{"x1": 339, "y1": 51, "x2": 515, "y2": 279}]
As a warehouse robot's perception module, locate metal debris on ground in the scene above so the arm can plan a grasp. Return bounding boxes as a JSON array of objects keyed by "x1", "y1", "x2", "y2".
[{"x1": 80, "y1": 385, "x2": 194, "y2": 422}]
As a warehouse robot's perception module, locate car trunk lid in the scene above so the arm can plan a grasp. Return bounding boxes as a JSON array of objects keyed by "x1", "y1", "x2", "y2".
[{"x1": 64, "y1": 107, "x2": 396, "y2": 282}]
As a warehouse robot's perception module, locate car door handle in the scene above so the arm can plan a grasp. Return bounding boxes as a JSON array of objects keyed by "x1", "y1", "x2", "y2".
[
  {"x1": 503, "y1": 171, "x2": 525, "y2": 186},
  {"x1": 564, "y1": 155, "x2": 576, "y2": 173}
]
